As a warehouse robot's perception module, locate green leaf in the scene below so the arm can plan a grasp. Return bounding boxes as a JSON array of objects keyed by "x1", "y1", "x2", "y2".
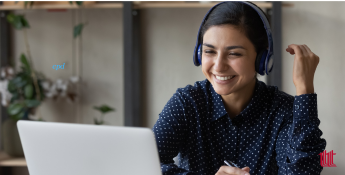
[
  {"x1": 24, "y1": 1, "x2": 34, "y2": 8},
  {"x1": 93, "y1": 105, "x2": 115, "y2": 114},
  {"x1": 24, "y1": 84, "x2": 34, "y2": 99},
  {"x1": 20, "y1": 54, "x2": 31, "y2": 73},
  {"x1": 7, "y1": 13, "x2": 22, "y2": 30},
  {"x1": 24, "y1": 99, "x2": 40, "y2": 108},
  {"x1": 6, "y1": 13, "x2": 16, "y2": 24},
  {"x1": 10, "y1": 92, "x2": 20, "y2": 103},
  {"x1": 11, "y1": 110, "x2": 26, "y2": 121},
  {"x1": 6, "y1": 13, "x2": 30, "y2": 30},
  {"x1": 75, "y1": 1, "x2": 83, "y2": 6},
  {"x1": 20, "y1": 16, "x2": 30, "y2": 28},
  {"x1": 7, "y1": 102, "x2": 24, "y2": 116},
  {"x1": 73, "y1": 23, "x2": 84, "y2": 38},
  {"x1": 18, "y1": 72, "x2": 32, "y2": 83},
  {"x1": 24, "y1": 1, "x2": 29, "y2": 8},
  {"x1": 20, "y1": 66, "x2": 30, "y2": 75},
  {"x1": 8, "y1": 80, "x2": 17, "y2": 93},
  {"x1": 11, "y1": 72, "x2": 30, "y2": 88},
  {"x1": 37, "y1": 81, "x2": 46, "y2": 101},
  {"x1": 11, "y1": 91, "x2": 20, "y2": 103},
  {"x1": 11, "y1": 76, "x2": 26, "y2": 88}
]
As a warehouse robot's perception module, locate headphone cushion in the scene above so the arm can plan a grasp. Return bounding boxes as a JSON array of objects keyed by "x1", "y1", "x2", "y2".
[
  {"x1": 197, "y1": 44, "x2": 202, "y2": 65},
  {"x1": 255, "y1": 51, "x2": 266, "y2": 75}
]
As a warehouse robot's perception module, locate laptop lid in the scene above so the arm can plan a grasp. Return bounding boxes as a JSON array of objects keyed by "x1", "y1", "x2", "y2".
[{"x1": 17, "y1": 120, "x2": 162, "y2": 175}]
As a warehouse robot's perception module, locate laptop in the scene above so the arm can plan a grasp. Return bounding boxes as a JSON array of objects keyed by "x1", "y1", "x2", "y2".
[{"x1": 17, "y1": 120, "x2": 162, "y2": 175}]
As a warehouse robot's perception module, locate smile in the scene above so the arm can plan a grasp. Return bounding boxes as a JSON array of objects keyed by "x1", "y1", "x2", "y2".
[{"x1": 215, "y1": 75, "x2": 236, "y2": 80}]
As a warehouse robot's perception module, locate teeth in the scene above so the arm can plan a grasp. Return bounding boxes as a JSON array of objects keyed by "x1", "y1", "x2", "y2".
[{"x1": 216, "y1": 75, "x2": 235, "y2": 81}]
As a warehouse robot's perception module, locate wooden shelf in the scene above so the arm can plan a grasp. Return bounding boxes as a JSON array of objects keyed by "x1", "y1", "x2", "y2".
[
  {"x1": 133, "y1": 2, "x2": 292, "y2": 9},
  {"x1": 0, "y1": 151, "x2": 26, "y2": 167},
  {"x1": 0, "y1": 3, "x2": 123, "y2": 10},
  {"x1": 0, "y1": 2, "x2": 293, "y2": 10}
]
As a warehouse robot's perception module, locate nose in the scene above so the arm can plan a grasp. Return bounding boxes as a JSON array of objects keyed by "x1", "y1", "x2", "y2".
[{"x1": 214, "y1": 52, "x2": 229, "y2": 72}]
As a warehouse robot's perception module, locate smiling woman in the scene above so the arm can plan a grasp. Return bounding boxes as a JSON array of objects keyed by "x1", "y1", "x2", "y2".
[
  {"x1": 201, "y1": 24, "x2": 258, "y2": 113},
  {"x1": 152, "y1": 1, "x2": 326, "y2": 175}
]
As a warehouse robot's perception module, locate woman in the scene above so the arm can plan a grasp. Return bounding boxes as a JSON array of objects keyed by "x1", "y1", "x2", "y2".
[{"x1": 151, "y1": 1, "x2": 326, "y2": 175}]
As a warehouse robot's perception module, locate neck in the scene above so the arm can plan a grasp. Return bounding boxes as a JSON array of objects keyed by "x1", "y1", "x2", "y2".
[{"x1": 221, "y1": 77, "x2": 257, "y2": 119}]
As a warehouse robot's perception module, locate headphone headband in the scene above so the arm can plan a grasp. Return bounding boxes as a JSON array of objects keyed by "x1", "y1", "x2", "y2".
[{"x1": 193, "y1": 1, "x2": 274, "y2": 75}]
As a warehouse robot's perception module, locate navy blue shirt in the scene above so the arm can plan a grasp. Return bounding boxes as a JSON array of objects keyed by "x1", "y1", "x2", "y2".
[{"x1": 152, "y1": 78, "x2": 326, "y2": 175}]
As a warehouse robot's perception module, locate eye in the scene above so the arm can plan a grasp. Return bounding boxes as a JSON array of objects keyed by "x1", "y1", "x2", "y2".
[
  {"x1": 229, "y1": 53, "x2": 241, "y2": 56},
  {"x1": 204, "y1": 50, "x2": 214, "y2": 54},
  {"x1": 204, "y1": 51, "x2": 242, "y2": 56}
]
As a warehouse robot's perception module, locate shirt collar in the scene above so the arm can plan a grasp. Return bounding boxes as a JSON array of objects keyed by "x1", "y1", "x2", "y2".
[{"x1": 207, "y1": 78, "x2": 264, "y2": 123}]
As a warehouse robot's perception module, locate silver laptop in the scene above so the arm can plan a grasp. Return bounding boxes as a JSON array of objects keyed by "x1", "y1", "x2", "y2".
[{"x1": 17, "y1": 120, "x2": 162, "y2": 175}]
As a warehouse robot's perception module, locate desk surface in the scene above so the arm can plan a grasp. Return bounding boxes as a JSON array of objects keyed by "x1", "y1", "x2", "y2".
[{"x1": 0, "y1": 151, "x2": 27, "y2": 167}]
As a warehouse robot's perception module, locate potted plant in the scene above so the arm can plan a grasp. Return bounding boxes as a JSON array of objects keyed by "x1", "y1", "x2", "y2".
[
  {"x1": 0, "y1": 54, "x2": 45, "y2": 157},
  {"x1": 1, "y1": 4, "x2": 83, "y2": 156},
  {"x1": 0, "y1": 60, "x2": 80, "y2": 156},
  {"x1": 93, "y1": 105, "x2": 115, "y2": 125}
]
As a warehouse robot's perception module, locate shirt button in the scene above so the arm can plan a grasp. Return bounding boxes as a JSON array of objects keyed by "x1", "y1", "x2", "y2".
[
  {"x1": 230, "y1": 126, "x2": 236, "y2": 130},
  {"x1": 295, "y1": 105, "x2": 300, "y2": 110}
]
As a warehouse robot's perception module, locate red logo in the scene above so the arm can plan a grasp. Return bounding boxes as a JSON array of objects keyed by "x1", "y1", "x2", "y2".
[{"x1": 319, "y1": 150, "x2": 337, "y2": 167}]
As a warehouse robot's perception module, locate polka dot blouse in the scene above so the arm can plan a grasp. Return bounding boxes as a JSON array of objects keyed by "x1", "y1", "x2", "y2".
[{"x1": 151, "y1": 78, "x2": 326, "y2": 175}]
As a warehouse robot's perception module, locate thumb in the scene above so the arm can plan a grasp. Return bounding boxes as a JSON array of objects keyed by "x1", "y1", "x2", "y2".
[{"x1": 241, "y1": 166, "x2": 250, "y2": 172}]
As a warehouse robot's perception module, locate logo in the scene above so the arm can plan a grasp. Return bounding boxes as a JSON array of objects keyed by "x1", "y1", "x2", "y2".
[
  {"x1": 53, "y1": 63, "x2": 65, "y2": 70},
  {"x1": 319, "y1": 150, "x2": 337, "y2": 167}
]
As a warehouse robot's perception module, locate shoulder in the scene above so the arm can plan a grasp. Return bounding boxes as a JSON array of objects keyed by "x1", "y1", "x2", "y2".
[
  {"x1": 173, "y1": 79, "x2": 210, "y2": 105},
  {"x1": 257, "y1": 80, "x2": 295, "y2": 126},
  {"x1": 176, "y1": 79, "x2": 210, "y2": 96},
  {"x1": 258, "y1": 80, "x2": 294, "y2": 109}
]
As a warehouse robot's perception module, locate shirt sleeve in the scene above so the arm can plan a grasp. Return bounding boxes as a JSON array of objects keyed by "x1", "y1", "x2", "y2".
[
  {"x1": 151, "y1": 90, "x2": 198, "y2": 175},
  {"x1": 275, "y1": 93, "x2": 327, "y2": 175}
]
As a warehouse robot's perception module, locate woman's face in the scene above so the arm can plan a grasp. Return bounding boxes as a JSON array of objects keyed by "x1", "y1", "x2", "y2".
[{"x1": 201, "y1": 24, "x2": 257, "y2": 95}]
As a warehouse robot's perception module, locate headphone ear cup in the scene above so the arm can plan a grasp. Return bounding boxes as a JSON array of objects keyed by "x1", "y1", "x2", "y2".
[
  {"x1": 197, "y1": 44, "x2": 202, "y2": 65},
  {"x1": 255, "y1": 50, "x2": 267, "y2": 75}
]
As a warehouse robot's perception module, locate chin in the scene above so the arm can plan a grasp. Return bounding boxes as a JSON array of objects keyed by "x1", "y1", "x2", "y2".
[{"x1": 213, "y1": 86, "x2": 234, "y2": 95}]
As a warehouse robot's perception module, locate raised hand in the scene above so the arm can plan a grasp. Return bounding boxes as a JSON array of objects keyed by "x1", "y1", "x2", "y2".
[{"x1": 286, "y1": 44, "x2": 319, "y2": 95}]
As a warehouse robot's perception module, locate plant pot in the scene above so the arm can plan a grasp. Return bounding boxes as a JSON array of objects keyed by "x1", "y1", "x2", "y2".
[{"x1": 1, "y1": 118, "x2": 24, "y2": 157}]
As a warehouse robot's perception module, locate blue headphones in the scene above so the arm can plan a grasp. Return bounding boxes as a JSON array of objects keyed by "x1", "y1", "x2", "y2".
[{"x1": 192, "y1": 1, "x2": 274, "y2": 76}]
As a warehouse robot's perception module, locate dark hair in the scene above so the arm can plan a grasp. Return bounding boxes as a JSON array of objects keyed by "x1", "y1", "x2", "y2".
[{"x1": 200, "y1": 2, "x2": 270, "y2": 78}]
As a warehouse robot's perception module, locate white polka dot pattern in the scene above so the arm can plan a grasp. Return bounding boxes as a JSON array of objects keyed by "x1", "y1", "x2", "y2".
[{"x1": 151, "y1": 78, "x2": 326, "y2": 175}]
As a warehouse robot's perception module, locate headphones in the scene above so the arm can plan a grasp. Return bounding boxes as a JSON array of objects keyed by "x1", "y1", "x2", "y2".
[{"x1": 192, "y1": 1, "x2": 274, "y2": 76}]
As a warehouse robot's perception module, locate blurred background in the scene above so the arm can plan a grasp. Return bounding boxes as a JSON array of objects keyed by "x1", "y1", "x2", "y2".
[{"x1": 0, "y1": 1, "x2": 343, "y2": 174}]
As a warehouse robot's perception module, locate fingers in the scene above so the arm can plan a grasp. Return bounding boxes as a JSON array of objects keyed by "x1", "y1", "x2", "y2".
[
  {"x1": 303, "y1": 44, "x2": 312, "y2": 53},
  {"x1": 287, "y1": 44, "x2": 303, "y2": 56},
  {"x1": 241, "y1": 166, "x2": 250, "y2": 173},
  {"x1": 299, "y1": 45, "x2": 308, "y2": 55},
  {"x1": 286, "y1": 44, "x2": 315, "y2": 57},
  {"x1": 302, "y1": 45, "x2": 319, "y2": 63},
  {"x1": 285, "y1": 47, "x2": 295, "y2": 55},
  {"x1": 216, "y1": 166, "x2": 250, "y2": 175}
]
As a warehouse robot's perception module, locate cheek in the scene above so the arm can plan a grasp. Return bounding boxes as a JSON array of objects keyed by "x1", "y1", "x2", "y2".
[
  {"x1": 201, "y1": 57, "x2": 212, "y2": 71},
  {"x1": 201, "y1": 64, "x2": 209, "y2": 77},
  {"x1": 231, "y1": 59, "x2": 255, "y2": 75}
]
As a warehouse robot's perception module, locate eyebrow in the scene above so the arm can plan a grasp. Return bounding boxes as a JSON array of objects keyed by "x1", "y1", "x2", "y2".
[{"x1": 202, "y1": 43, "x2": 246, "y2": 50}]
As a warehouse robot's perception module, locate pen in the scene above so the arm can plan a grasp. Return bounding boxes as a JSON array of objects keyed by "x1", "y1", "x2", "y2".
[{"x1": 224, "y1": 160, "x2": 240, "y2": 168}]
